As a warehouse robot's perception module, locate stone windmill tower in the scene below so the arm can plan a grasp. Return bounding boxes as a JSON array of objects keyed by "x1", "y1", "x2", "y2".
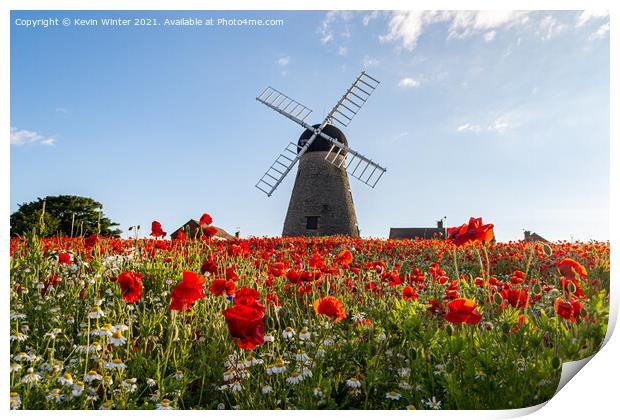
[{"x1": 255, "y1": 71, "x2": 386, "y2": 237}]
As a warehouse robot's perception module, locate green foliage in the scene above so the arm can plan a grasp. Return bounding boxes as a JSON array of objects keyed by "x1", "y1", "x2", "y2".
[{"x1": 10, "y1": 195, "x2": 121, "y2": 237}]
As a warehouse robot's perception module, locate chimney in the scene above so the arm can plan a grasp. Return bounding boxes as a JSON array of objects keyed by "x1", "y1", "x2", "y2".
[{"x1": 437, "y1": 219, "x2": 443, "y2": 229}]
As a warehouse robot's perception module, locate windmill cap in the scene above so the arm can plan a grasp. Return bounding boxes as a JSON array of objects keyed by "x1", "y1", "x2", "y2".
[{"x1": 298, "y1": 124, "x2": 348, "y2": 153}]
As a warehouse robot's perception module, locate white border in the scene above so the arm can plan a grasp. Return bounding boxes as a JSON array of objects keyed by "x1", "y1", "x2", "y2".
[{"x1": 2, "y1": 1, "x2": 616, "y2": 418}]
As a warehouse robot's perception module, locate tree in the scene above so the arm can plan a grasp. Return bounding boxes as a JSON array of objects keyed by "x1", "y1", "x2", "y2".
[{"x1": 10, "y1": 195, "x2": 121, "y2": 237}]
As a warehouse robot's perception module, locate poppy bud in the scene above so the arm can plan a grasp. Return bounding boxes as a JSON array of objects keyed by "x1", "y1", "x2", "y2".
[
  {"x1": 493, "y1": 293, "x2": 503, "y2": 306},
  {"x1": 501, "y1": 322, "x2": 510, "y2": 334},
  {"x1": 445, "y1": 324, "x2": 454, "y2": 336},
  {"x1": 567, "y1": 281, "x2": 577, "y2": 294},
  {"x1": 551, "y1": 356, "x2": 561, "y2": 370},
  {"x1": 531, "y1": 283, "x2": 542, "y2": 295},
  {"x1": 543, "y1": 243, "x2": 553, "y2": 257},
  {"x1": 410, "y1": 348, "x2": 418, "y2": 361}
]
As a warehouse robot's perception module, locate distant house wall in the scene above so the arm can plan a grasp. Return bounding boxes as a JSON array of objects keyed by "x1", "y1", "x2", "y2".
[{"x1": 389, "y1": 227, "x2": 446, "y2": 240}]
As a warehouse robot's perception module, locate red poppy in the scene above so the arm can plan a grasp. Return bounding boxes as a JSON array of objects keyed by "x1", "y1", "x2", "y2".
[
  {"x1": 200, "y1": 259, "x2": 218, "y2": 275},
  {"x1": 234, "y1": 286, "x2": 264, "y2": 313},
  {"x1": 117, "y1": 271, "x2": 144, "y2": 303},
  {"x1": 58, "y1": 252, "x2": 72, "y2": 265},
  {"x1": 223, "y1": 304, "x2": 265, "y2": 350},
  {"x1": 199, "y1": 213, "x2": 213, "y2": 226},
  {"x1": 554, "y1": 298, "x2": 582, "y2": 323},
  {"x1": 169, "y1": 270, "x2": 206, "y2": 311},
  {"x1": 150, "y1": 221, "x2": 166, "y2": 238},
  {"x1": 500, "y1": 288, "x2": 529, "y2": 308},
  {"x1": 334, "y1": 249, "x2": 353, "y2": 266},
  {"x1": 208, "y1": 279, "x2": 237, "y2": 297},
  {"x1": 557, "y1": 258, "x2": 587, "y2": 281},
  {"x1": 202, "y1": 226, "x2": 218, "y2": 238},
  {"x1": 175, "y1": 230, "x2": 186, "y2": 240},
  {"x1": 445, "y1": 298, "x2": 482, "y2": 325},
  {"x1": 447, "y1": 217, "x2": 494, "y2": 246},
  {"x1": 313, "y1": 296, "x2": 346, "y2": 322},
  {"x1": 403, "y1": 286, "x2": 418, "y2": 301}
]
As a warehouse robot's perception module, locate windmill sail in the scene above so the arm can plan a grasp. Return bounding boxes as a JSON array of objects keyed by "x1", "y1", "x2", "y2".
[
  {"x1": 256, "y1": 87, "x2": 313, "y2": 127},
  {"x1": 324, "y1": 71, "x2": 380, "y2": 128},
  {"x1": 321, "y1": 134, "x2": 386, "y2": 188}
]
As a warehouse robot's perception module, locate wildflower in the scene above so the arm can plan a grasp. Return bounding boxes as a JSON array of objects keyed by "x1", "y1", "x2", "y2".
[
  {"x1": 150, "y1": 221, "x2": 166, "y2": 237},
  {"x1": 313, "y1": 387, "x2": 323, "y2": 397},
  {"x1": 286, "y1": 371, "x2": 304, "y2": 385},
  {"x1": 21, "y1": 368, "x2": 41, "y2": 384},
  {"x1": 156, "y1": 399, "x2": 174, "y2": 410},
  {"x1": 398, "y1": 381, "x2": 413, "y2": 390},
  {"x1": 223, "y1": 299, "x2": 265, "y2": 350},
  {"x1": 104, "y1": 359, "x2": 127, "y2": 369},
  {"x1": 173, "y1": 370, "x2": 184, "y2": 380},
  {"x1": 299, "y1": 328, "x2": 311, "y2": 340},
  {"x1": 555, "y1": 298, "x2": 583, "y2": 323},
  {"x1": 397, "y1": 367, "x2": 411, "y2": 377},
  {"x1": 88, "y1": 306, "x2": 104, "y2": 319},
  {"x1": 445, "y1": 298, "x2": 482, "y2": 325},
  {"x1": 58, "y1": 252, "x2": 72, "y2": 265},
  {"x1": 146, "y1": 378, "x2": 157, "y2": 387},
  {"x1": 557, "y1": 258, "x2": 588, "y2": 281},
  {"x1": 99, "y1": 400, "x2": 113, "y2": 410},
  {"x1": 217, "y1": 402, "x2": 226, "y2": 410},
  {"x1": 447, "y1": 217, "x2": 494, "y2": 246},
  {"x1": 58, "y1": 372, "x2": 73, "y2": 386},
  {"x1": 316, "y1": 346, "x2": 326, "y2": 357},
  {"x1": 301, "y1": 367, "x2": 313, "y2": 378},
  {"x1": 424, "y1": 396, "x2": 442, "y2": 409},
  {"x1": 117, "y1": 271, "x2": 144, "y2": 303},
  {"x1": 264, "y1": 332, "x2": 275, "y2": 342},
  {"x1": 282, "y1": 327, "x2": 295, "y2": 340},
  {"x1": 72, "y1": 381, "x2": 85, "y2": 397},
  {"x1": 109, "y1": 330, "x2": 127, "y2": 346},
  {"x1": 169, "y1": 271, "x2": 207, "y2": 311},
  {"x1": 261, "y1": 385, "x2": 273, "y2": 394},
  {"x1": 385, "y1": 390, "x2": 401, "y2": 400},
  {"x1": 46, "y1": 388, "x2": 63, "y2": 403},
  {"x1": 103, "y1": 376, "x2": 113, "y2": 385},
  {"x1": 10, "y1": 392, "x2": 21, "y2": 410},
  {"x1": 10, "y1": 364, "x2": 22, "y2": 373},
  {"x1": 121, "y1": 378, "x2": 138, "y2": 392},
  {"x1": 199, "y1": 213, "x2": 213, "y2": 226},
  {"x1": 403, "y1": 286, "x2": 418, "y2": 300},
  {"x1": 84, "y1": 370, "x2": 102, "y2": 382},
  {"x1": 294, "y1": 351, "x2": 309, "y2": 362},
  {"x1": 346, "y1": 376, "x2": 362, "y2": 388},
  {"x1": 351, "y1": 312, "x2": 366, "y2": 322},
  {"x1": 10, "y1": 332, "x2": 28, "y2": 342},
  {"x1": 313, "y1": 296, "x2": 346, "y2": 322}
]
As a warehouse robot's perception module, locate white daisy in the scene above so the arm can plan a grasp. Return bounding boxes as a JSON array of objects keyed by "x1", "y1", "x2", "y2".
[
  {"x1": 84, "y1": 370, "x2": 102, "y2": 382},
  {"x1": 346, "y1": 377, "x2": 362, "y2": 388},
  {"x1": 385, "y1": 390, "x2": 401, "y2": 400},
  {"x1": 21, "y1": 368, "x2": 41, "y2": 384},
  {"x1": 88, "y1": 306, "x2": 104, "y2": 319},
  {"x1": 57, "y1": 372, "x2": 74, "y2": 386},
  {"x1": 261, "y1": 385, "x2": 273, "y2": 394},
  {"x1": 109, "y1": 331, "x2": 127, "y2": 346},
  {"x1": 46, "y1": 389, "x2": 63, "y2": 403},
  {"x1": 10, "y1": 392, "x2": 21, "y2": 410},
  {"x1": 286, "y1": 371, "x2": 303, "y2": 385},
  {"x1": 156, "y1": 399, "x2": 174, "y2": 410},
  {"x1": 299, "y1": 328, "x2": 311, "y2": 340},
  {"x1": 282, "y1": 327, "x2": 295, "y2": 340},
  {"x1": 424, "y1": 396, "x2": 442, "y2": 410}
]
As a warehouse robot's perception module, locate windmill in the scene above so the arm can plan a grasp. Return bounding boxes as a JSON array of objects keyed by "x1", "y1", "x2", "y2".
[{"x1": 255, "y1": 71, "x2": 387, "y2": 237}]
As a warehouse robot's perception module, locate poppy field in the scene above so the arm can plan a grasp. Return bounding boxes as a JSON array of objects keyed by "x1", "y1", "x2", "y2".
[{"x1": 9, "y1": 216, "x2": 610, "y2": 410}]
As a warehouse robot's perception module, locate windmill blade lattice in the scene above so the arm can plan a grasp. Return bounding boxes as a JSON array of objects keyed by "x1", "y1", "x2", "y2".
[
  {"x1": 324, "y1": 71, "x2": 380, "y2": 128},
  {"x1": 256, "y1": 87, "x2": 313, "y2": 127},
  {"x1": 320, "y1": 132, "x2": 386, "y2": 188}
]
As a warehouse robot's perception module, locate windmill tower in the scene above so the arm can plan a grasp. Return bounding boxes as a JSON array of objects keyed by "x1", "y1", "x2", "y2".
[{"x1": 255, "y1": 71, "x2": 386, "y2": 237}]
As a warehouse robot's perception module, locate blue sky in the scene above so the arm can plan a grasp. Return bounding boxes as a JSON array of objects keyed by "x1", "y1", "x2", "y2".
[{"x1": 10, "y1": 10, "x2": 610, "y2": 241}]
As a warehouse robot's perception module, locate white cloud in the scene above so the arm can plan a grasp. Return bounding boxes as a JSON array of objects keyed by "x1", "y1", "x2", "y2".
[
  {"x1": 276, "y1": 56, "x2": 290, "y2": 66},
  {"x1": 318, "y1": 11, "x2": 353, "y2": 44},
  {"x1": 589, "y1": 22, "x2": 610, "y2": 40},
  {"x1": 483, "y1": 30, "x2": 496, "y2": 42},
  {"x1": 457, "y1": 123, "x2": 483, "y2": 132},
  {"x1": 363, "y1": 11, "x2": 380, "y2": 26},
  {"x1": 576, "y1": 10, "x2": 609, "y2": 27},
  {"x1": 390, "y1": 131, "x2": 409, "y2": 142},
  {"x1": 538, "y1": 15, "x2": 566, "y2": 40},
  {"x1": 398, "y1": 77, "x2": 420, "y2": 88},
  {"x1": 457, "y1": 115, "x2": 514, "y2": 134},
  {"x1": 379, "y1": 11, "x2": 530, "y2": 50},
  {"x1": 362, "y1": 55, "x2": 379, "y2": 68},
  {"x1": 10, "y1": 127, "x2": 56, "y2": 146},
  {"x1": 338, "y1": 46, "x2": 348, "y2": 56}
]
